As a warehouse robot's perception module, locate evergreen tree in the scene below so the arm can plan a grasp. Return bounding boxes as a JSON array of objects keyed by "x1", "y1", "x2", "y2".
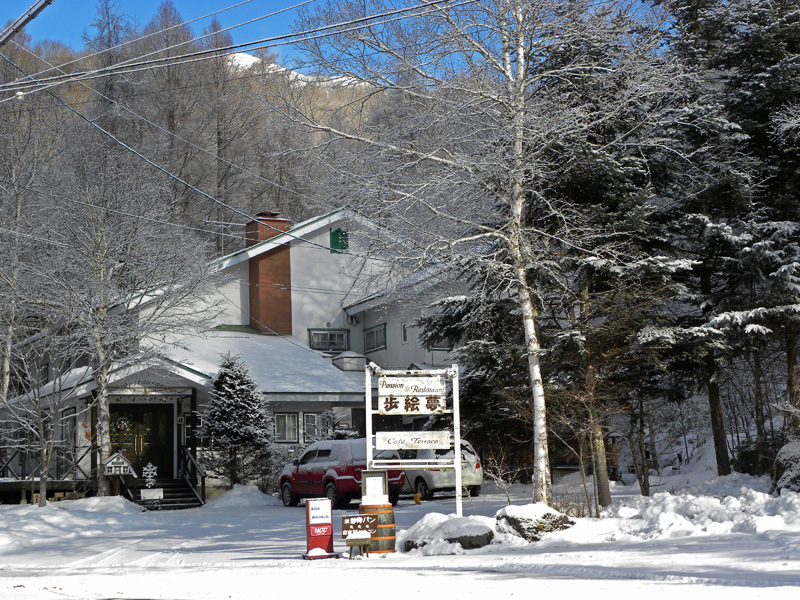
[
  {"x1": 664, "y1": 0, "x2": 800, "y2": 460},
  {"x1": 199, "y1": 353, "x2": 275, "y2": 487}
]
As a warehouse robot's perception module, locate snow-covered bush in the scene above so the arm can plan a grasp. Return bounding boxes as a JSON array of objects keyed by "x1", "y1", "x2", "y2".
[{"x1": 774, "y1": 441, "x2": 800, "y2": 494}]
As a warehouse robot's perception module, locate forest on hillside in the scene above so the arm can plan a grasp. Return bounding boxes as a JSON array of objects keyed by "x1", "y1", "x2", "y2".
[{"x1": 1, "y1": 1, "x2": 799, "y2": 507}]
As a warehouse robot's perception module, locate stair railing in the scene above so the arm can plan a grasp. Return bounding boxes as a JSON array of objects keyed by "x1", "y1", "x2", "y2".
[{"x1": 179, "y1": 446, "x2": 206, "y2": 504}]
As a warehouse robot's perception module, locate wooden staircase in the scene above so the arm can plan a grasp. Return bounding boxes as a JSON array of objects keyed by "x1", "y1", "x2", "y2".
[{"x1": 132, "y1": 478, "x2": 204, "y2": 511}]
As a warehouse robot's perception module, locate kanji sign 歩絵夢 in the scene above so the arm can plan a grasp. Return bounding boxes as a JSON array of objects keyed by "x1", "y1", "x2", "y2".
[{"x1": 377, "y1": 375, "x2": 446, "y2": 415}]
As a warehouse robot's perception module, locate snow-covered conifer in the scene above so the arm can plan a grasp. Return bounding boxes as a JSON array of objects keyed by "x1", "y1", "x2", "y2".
[{"x1": 199, "y1": 353, "x2": 275, "y2": 487}]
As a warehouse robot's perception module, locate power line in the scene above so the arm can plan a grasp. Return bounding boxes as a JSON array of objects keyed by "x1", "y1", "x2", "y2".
[
  {"x1": 0, "y1": 0, "x2": 54, "y2": 48},
  {"x1": 1, "y1": 0, "x2": 475, "y2": 97},
  {"x1": 10, "y1": 41, "x2": 321, "y2": 206},
  {"x1": 12, "y1": 0, "x2": 300, "y2": 82},
  {"x1": 0, "y1": 176, "x2": 242, "y2": 240},
  {"x1": 0, "y1": 4, "x2": 467, "y2": 257},
  {"x1": 0, "y1": 52, "x2": 262, "y2": 228}
]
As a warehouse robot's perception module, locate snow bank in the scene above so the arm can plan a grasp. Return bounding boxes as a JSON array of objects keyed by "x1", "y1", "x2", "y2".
[
  {"x1": 398, "y1": 512, "x2": 501, "y2": 555},
  {"x1": 202, "y1": 484, "x2": 281, "y2": 510},
  {"x1": 600, "y1": 474, "x2": 800, "y2": 558},
  {"x1": 398, "y1": 472, "x2": 800, "y2": 559},
  {"x1": 0, "y1": 497, "x2": 147, "y2": 552}
]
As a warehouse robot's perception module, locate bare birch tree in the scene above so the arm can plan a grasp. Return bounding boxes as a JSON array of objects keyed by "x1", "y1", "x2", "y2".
[
  {"x1": 40, "y1": 132, "x2": 222, "y2": 496},
  {"x1": 288, "y1": 0, "x2": 689, "y2": 503}
]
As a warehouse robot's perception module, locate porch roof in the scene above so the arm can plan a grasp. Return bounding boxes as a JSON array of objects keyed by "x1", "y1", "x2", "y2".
[{"x1": 161, "y1": 331, "x2": 365, "y2": 395}]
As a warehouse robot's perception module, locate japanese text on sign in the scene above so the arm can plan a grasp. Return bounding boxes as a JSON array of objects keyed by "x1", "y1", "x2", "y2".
[
  {"x1": 342, "y1": 514, "x2": 378, "y2": 537},
  {"x1": 307, "y1": 499, "x2": 332, "y2": 524},
  {"x1": 378, "y1": 376, "x2": 446, "y2": 415}
]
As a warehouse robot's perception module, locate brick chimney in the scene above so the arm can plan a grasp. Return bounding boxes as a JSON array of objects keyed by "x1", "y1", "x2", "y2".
[
  {"x1": 245, "y1": 211, "x2": 292, "y2": 247},
  {"x1": 247, "y1": 212, "x2": 293, "y2": 335}
]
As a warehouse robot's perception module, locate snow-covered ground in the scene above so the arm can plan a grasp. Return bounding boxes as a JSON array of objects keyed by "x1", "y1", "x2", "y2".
[{"x1": 1, "y1": 454, "x2": 799, "y2": 599}]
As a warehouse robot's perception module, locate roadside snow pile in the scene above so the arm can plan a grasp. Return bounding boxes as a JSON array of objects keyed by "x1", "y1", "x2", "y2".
[
  {"x1": 604, "y1": 474, "x2": 800, "y2": 547},
  {"x1": 400, "y1": 474, "x2": 800, "y2": 558},
  {"x1": 57, "y1": 496, "x2": 144, "y2": 516},
  {"x1": 0, "y1": 497, "x2": 147, "y2": 551},
  {"x1": 400, "y1": 513, "x2": 499, "y2": 554},
  {"x1": 202, "y1": 484, "x2": 282, "y2": 510},
  {"x1": 496, "y1": 503, "x2": 575, "y2": 542},
  {"x1": 400, "y1": 503, "x2": 574, "y2": 554},
  {"x1": 775, "y1": 441, "x2": 800, "y2": 493}
]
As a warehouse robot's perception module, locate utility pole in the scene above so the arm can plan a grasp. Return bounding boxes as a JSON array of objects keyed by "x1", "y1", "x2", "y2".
[{"x1": 0, "y1": 0, "x2": 55, "y2": 48}]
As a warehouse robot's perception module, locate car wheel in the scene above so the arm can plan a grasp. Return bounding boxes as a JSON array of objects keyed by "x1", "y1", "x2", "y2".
[
  {"x1": 467, "y1": 485, "x2": 481, "y2": 497},
  {"x1": 325, "y1": 482, "x2": 344, "y2": 509},
  {"x1": 415, "y1": 478, "x2": 432, "y2": 501},
  {"x1": 281, "y1": 482, "x2": 298, "y2": 507}
]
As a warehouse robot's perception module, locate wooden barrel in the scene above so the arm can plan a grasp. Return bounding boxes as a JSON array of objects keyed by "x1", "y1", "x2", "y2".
[{"x1": 360, "y1": 504, "x2": 396, "y2": 554}]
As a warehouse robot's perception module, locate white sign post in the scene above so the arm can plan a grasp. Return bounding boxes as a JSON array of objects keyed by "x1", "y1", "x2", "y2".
[{"x1": 366, "y1": 363, "x2": 463, "y2": 517}]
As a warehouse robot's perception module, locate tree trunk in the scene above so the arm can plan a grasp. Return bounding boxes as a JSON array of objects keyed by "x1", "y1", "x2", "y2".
[
  {"x1": 787, "y1": 324, "x2": 800, "y2": 432},
  {"x1": 505, "y1": 9, "x2": 549, "y2": 504},
  {"x1": 93, "y1": 354, "x2": 112, "y2": 497},
  {"x1": 38, "y1": 475, "x2": 48, "y2": 507},
  {"x1": 753, "y1": 348, "x2": 766, "y2": 442},
  {"x1": 630, "y1": 396, "x2": 650, "y2": 496},
  {"x1": 646, "y1": 402, "x2": 659, "y2": 475},
  {"x1": 591, "y1": 422, "x2": 612, "y2": 508},
  {"x1": 706, "y1": 352, "x2": 732, "y2": 475}
]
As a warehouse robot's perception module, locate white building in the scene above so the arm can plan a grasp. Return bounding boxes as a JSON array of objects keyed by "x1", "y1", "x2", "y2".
[{"x1": 0, "y1": 208, "x2": 457, "y2": 503}]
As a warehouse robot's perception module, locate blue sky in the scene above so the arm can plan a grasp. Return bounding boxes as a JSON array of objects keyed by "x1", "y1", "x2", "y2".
[{"x1": 3, "y1": 1, "x2": 309, "y2": 63}]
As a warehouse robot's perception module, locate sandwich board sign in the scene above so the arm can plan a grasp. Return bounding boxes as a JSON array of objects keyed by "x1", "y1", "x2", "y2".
[
  {"x1": 303, "y1": 498, "x2": 337, "y2": 560},
  {"x1": 365, "y1": 363, "x2": 463, "y2": 516}
]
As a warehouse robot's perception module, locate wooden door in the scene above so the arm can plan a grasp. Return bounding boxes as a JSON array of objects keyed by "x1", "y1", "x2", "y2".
[{"x1": 109, "y1": 405, "x2": 174, "y2": 478}]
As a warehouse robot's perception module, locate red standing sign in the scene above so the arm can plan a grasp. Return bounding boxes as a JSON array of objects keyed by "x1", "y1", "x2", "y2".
[{"x1": 303, "y1": 498, "x2": 337, "y2": 559}]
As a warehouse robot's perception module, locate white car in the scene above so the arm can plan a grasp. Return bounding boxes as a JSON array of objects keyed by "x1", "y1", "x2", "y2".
[{"x1": 400, "y1": 440, "x2": 483, "y2": 499}]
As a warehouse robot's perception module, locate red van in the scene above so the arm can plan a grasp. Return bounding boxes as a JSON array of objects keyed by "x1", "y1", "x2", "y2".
[{"x1": 279, "y1": 439, "x2": 405, "y2": 508}]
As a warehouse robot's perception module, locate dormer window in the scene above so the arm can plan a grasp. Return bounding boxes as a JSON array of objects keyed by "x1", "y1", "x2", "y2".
[{"x1": 309, "y1": 329, "x2": 349, "y2": 352}]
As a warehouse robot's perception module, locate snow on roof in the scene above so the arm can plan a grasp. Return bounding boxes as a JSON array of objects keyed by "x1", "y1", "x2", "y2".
[{"x1": 161, "y1": 331, "x2": 364, "y2": 395}]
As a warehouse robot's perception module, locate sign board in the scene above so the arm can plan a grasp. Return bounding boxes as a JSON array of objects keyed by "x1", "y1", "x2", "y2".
[
  {"x1": 303, "y1": 498, "x2": 336, "y2": 559},
  {"x1": 366, "y1": 364, "x2": 464, "y2": 517},
  {"x1": 307, "y1": 499, "x2": 332, "y2": 524},
  {"x1": 361, "y1": 469, "x2": 388, "y2": 502},
  {"x1": 377, "y1": 375, "x2": 446, "y2": 415},
  {"x1": 376, "y1": 431, "x2": 450, "y2": 450},
  {"x1": 342, "y1": 514, "x2": 378, "y2": 538},
  {"x1": 102, "y1": 452, "x2": 137, "y2": 477},
  {"x1": 140, "y1": 488, "x2": 164, "y2": 501}
]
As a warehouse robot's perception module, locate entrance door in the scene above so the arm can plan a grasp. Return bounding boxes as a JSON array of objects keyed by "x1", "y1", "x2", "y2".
[{"x1": 109, "y1": 405, "x2": 174, "y2": 478}]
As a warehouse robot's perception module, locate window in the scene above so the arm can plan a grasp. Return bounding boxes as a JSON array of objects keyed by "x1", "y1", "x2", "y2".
[
  {"x1": 275, "y1": 413, "x2": 298, "y2": 443},
  {"x1": 364, "y1": 323, "x2": 386, "y2": 353},
  {"x1": 298, "y1": 448, "x2": 316, "y2": 464},
  {"x1": 315, "y1": 448, "x2": 332, "y2": 461},
  {"x1": 401, "y1": 323, "x2": 409, "y2": 344},
  {"x1": 330, "y1": 228, "x2": 349, "y2": 253},
  {"x1": 304, "y1": 413, "x2": 320, "y2": 443},
  {"x1": 308, "y1": 329, "x2": 349, "y2": 352}
]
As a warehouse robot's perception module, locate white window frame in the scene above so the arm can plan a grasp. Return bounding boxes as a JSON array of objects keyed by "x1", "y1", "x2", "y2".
[
  {"x1": 303, "y1": 413, "x2": 320, "y2": 443},
  {"x1": 308, "y1": 329, "x2": 349, "y2": 352},
  {"x1": 275, "y1": 413, "x2": 299, "y2": 443},
  {"x1": 364, "y1": 323, "x2": 387, "y2": 353}
]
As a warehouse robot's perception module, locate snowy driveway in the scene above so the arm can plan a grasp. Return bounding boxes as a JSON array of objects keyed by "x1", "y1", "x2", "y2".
[{"x1": 1, "y1": 482, "x2": 799, "y2": 599}]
